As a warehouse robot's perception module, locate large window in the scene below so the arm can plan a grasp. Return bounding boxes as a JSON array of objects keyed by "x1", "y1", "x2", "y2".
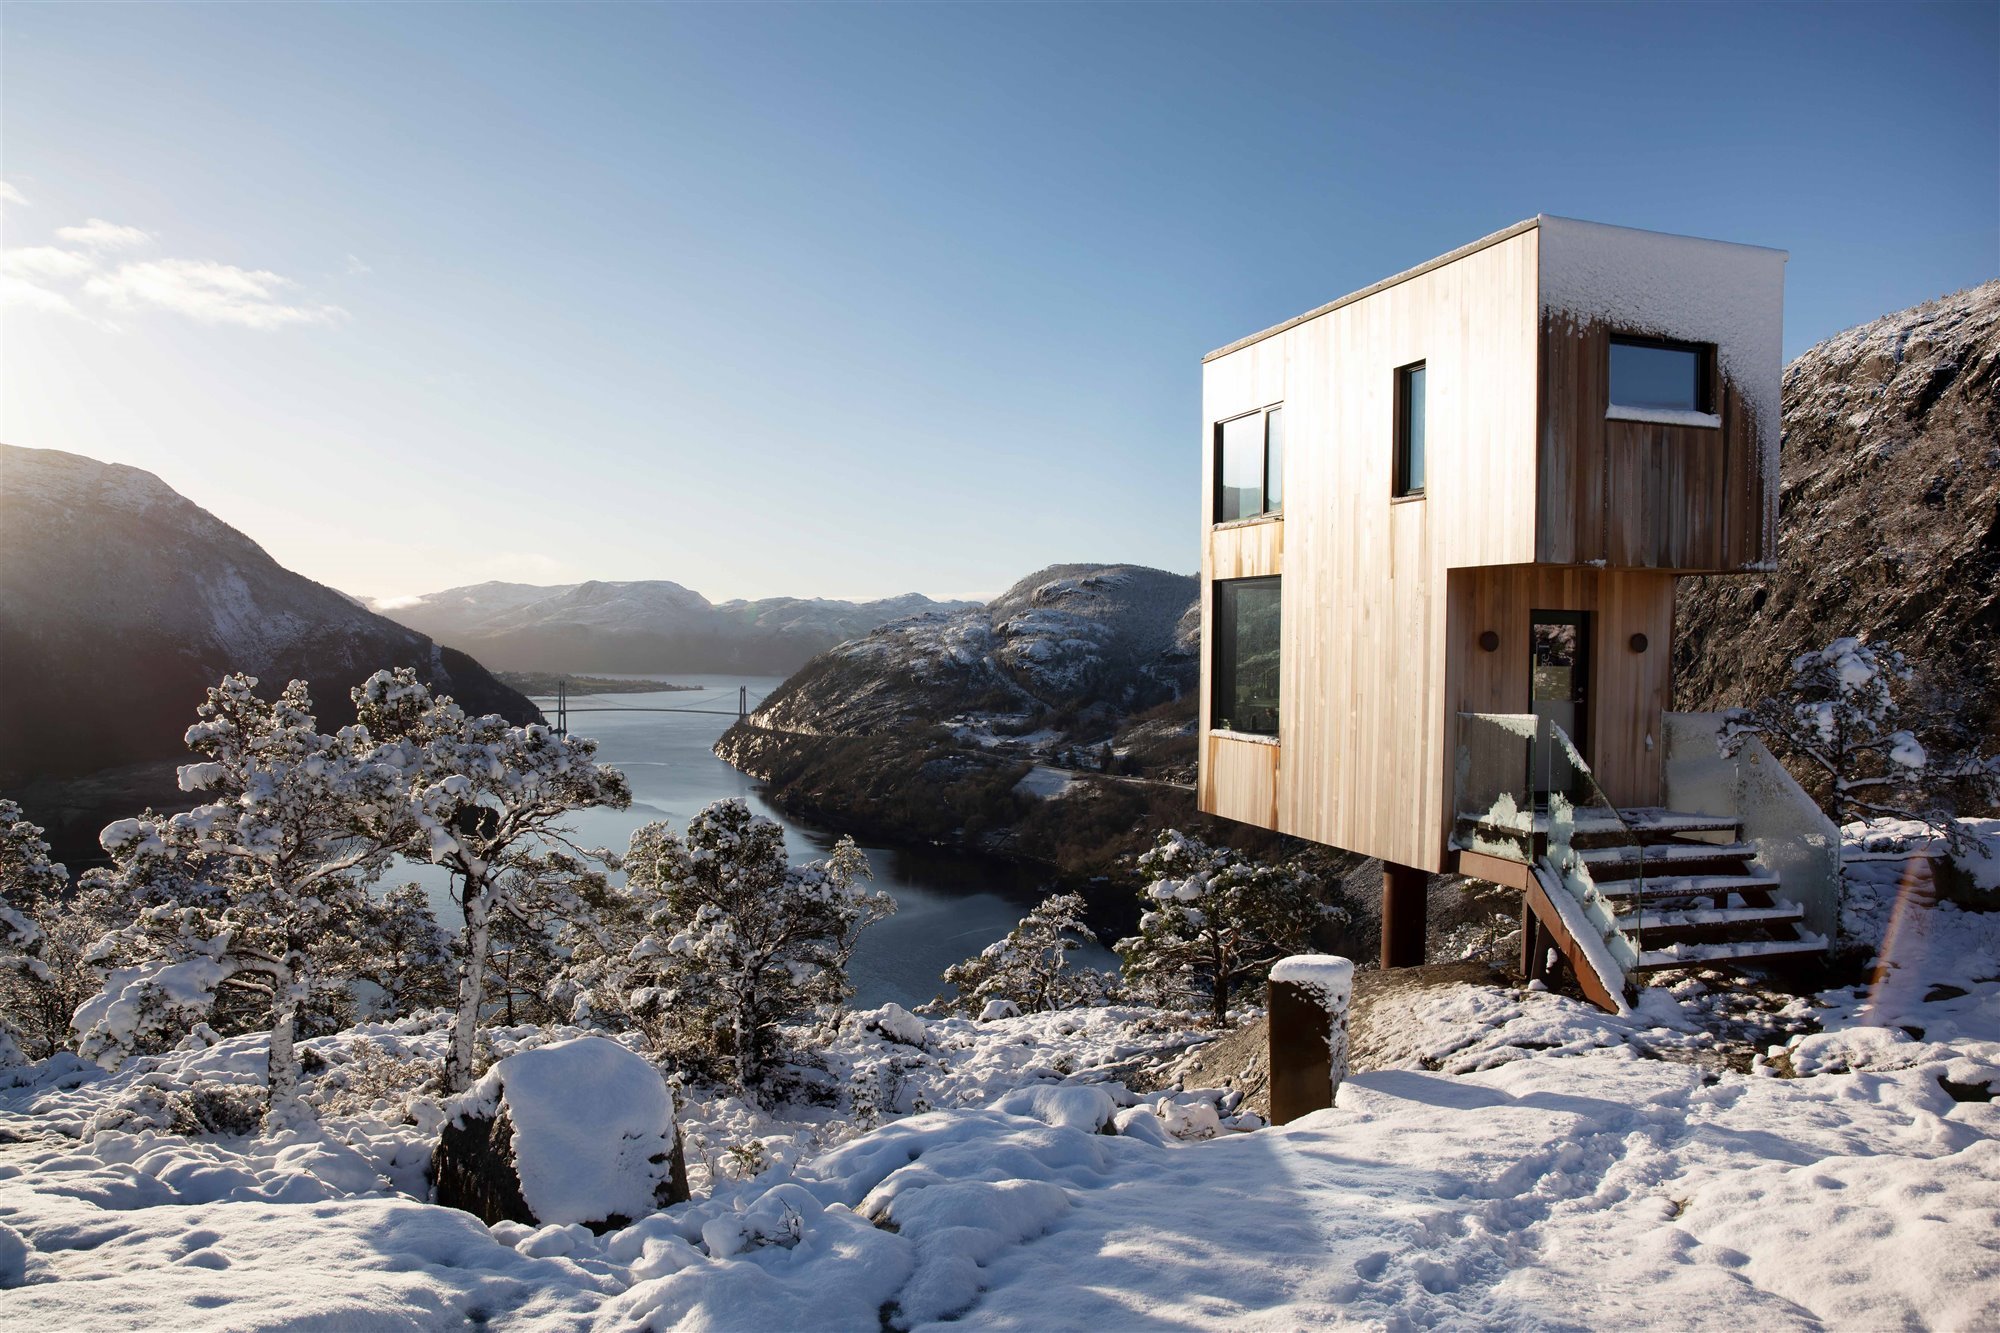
[
  {"x1": 1212, "y1": 576, "x2": 1281, "y2": 736},
  {"x1": 1394, "y1": 362, "x2": 1426, "y2": 497},
  {"x1": 1215, "y1": 406, "x2": 1283, "y2": 522},
  {"x1": 1609, "y1": 335, "x2": 1712, "y2": 415}
]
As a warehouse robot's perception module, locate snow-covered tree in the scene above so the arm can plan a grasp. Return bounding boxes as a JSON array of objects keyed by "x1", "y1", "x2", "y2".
[
  {"x1": 80, "y1": 676, "x2": 400, "y2": 1123},
  {"x1": 0, "y1": 801, "x2": 116, "y2": 1061},
  {"x1": 1722, "y1": 638, "x2": 2000, "y2": 848},
  {"x1": 351, "y1": 668, "x2": 632, "y2": 1094},
  {"x1": 938, "y1": 892, "x2": 1106, "y2": 1016},
  {"x1": 352, "y1": 884, "x2": 456, "y2": 1020},
  {"x1": 614, "y1": 799, "x2": 894, "y2": 1087},
  {"x1": 1117, "y1": 830, "x2": 1338, "y2": 1026}
]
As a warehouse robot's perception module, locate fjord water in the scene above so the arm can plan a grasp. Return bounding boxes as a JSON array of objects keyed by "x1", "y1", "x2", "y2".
[{"x1": 413, "y1": 678, "x2": 1110, "y2": 1008}]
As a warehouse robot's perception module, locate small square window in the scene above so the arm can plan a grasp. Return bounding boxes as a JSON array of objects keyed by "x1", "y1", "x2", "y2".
[
  {"x1": 1609, "y1": 336, "x2": 1712, "y2": 414},
  {"x1": 1394, "y1": 362, "x2": 1426, "y2": 497},
  {"x1": 1214, "y1": 406, "x2": 1283, "y2": 523}
]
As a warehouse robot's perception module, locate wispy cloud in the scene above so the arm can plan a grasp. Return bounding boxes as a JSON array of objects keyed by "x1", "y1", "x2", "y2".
[
  {"x1": 344, "y1": 253, "x2": 373, "y2": 276},
  {"x1": 0, "y1": 273, "x2": 81, "y2": 318},
  {"x1": 1, "y1": 190, "x2": 344, "y2": 332},
  {"x1": 0, "y1": 181, "x2": 26, "y2": 214},
  {"x1": 54, "y1": 218, "x2": 153, "y2": 251},
  {"x1": 85, "y1": 258, "x2": 344, "y2": 330},
  {"x1": 1, "y1": 246, "x2": 95, "y2": 282}
]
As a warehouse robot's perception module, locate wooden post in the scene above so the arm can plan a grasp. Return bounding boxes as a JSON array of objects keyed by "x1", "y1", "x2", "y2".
[
  {"x1": 1520, "y1": 894, "x2": 1547, "y2": 982},
  {"x1": 1267, "y1": 956, "x2": 1354, "y2": 1125},
  {"x1": 1380, "y1": 862, "x2": 1429, "y2": 968}
]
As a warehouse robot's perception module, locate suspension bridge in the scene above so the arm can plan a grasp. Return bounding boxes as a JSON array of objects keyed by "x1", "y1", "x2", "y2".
[{"x1": 548, "y1": 681, "x2": 771, "y2": 733}]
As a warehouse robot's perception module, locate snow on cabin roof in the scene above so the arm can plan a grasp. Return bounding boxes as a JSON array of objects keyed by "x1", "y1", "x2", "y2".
[{"x1": 1202, "y1": 215, "x2": 1788, "y2": 364}]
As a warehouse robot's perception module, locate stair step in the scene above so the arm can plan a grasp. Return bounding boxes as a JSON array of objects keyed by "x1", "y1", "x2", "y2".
[
  {"x1": 1632, "y1": 930, "x2": 1827, "y2": 971},
  {"x1": 1618, "y1": 807, "x2": 1744, "y2": 838},
  {"x1": 1592, "y1": 873, "x2": 1781, "y2": 902},
  {"x1": 1580, "y1": 841, "x2": 1758, "y2": 870},
  {"x1": 1614, "y1": 902, "x2": 1803, "y2": 933}
]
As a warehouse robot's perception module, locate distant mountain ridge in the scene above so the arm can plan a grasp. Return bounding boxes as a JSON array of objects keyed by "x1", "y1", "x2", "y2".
[
  {"x1": 742, "y1": 563, "x2": 1199, "y2": 737},
  {"x1": 371, "y1": 580, "x2": 978, "y2": 675},
  {"x1": 0, "y1": 445, "x2": 541, "y2": 790}
]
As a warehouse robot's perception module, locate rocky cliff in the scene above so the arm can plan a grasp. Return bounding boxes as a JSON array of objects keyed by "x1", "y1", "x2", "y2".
[
  {"x1": 1675, "y1": 280, "x2": 2000, "y2": 734},
  {"x1": 0, "y1": 444, "x2": 540, "y2": 791}
]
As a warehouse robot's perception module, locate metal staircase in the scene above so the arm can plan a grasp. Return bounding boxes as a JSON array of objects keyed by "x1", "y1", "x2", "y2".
[
  {"x1": 1568, "y1": 808, "x2": 1826, "y2": 976},
  {"x1": 1454, "y1": 714, "x2": 1830, "y2": 1014}
]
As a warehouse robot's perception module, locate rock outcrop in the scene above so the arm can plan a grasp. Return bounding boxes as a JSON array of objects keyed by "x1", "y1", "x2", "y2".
[
  {"x1": 431, "y1": 1037, "x2": 688, "y2": 1232},
  {"x1": 1675, "y1": 281, "x2": 2000, "y2": 738}
]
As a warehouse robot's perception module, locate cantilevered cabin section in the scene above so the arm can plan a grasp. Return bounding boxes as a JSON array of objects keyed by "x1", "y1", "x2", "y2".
[{"x1": 1197, "y1": 217, "x2": 1827, "y2": 1010}]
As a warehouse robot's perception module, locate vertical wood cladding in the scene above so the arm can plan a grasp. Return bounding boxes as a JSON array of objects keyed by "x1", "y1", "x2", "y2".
[
  {"x1": 1537, "y1": 316, "x2": 1774, "y2": 572},
  {"x1": 1441, "y1": 566, "x2": 1676, "y2": 820}
]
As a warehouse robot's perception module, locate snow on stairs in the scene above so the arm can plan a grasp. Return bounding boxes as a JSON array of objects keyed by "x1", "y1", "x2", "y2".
[{"x1": 1572, "y1": 810, "x2": 1825, "y2": 976}]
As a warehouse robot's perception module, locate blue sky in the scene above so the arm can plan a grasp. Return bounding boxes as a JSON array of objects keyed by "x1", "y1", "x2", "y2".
[{"x1": 3, "y1": 3, "x2": 1993, "y2": 602}]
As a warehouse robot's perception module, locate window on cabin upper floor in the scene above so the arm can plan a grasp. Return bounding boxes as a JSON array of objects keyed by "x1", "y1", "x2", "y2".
[
  {"x1": 1608, "y1": 335, "x2": 1714, "y2": 418},
  {"x1": 1212, "y1": 576, "x2": 1281, "y2": 736},
  {"x1": 1215, "y1": 406, "x2": 1283, "y2": 523},
  {"x1": 1394, "y1": 362, "x2": 1426, "y2": 497}
]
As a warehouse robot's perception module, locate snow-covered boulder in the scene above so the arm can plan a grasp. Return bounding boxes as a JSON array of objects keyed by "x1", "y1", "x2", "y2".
[
  {"x1": 987, "y1": 1084, "x2": 1119, "y2": 1134},
  {"x1": 430, "y1": 1036, "x2": 687, "y2": 1231},
  {"x1": 858, "y1": 1002, "x2": 928, "y2": 1047}
]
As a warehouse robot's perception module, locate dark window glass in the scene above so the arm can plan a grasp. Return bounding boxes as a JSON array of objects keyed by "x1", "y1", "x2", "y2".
[
  {"x1": 1215, "y1": 407, "x2": 1283, "y2": 522},
  {"x1": 1264, "y1": 407, "x2": 1284, "y2": 513},
  {"x1": 1395, "y1": 362, "x2": 1426, "y2": 497},
  {"x1": 1609, "y1": 337, "x2": 1709, "y2": 413},
  {"x1": 1213, "y1": 577, "x2": 1281, "y2": 736}
]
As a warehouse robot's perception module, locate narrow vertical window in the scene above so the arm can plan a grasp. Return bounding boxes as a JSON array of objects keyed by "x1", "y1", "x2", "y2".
[
  {"x1": 1214, "y1": 405, "x2": 1284, "y2": 522},
  {"x1": 1394, "y1": 362, "x2": 1426, "y2": 498},
  {"x1": 1213, "y1": 576, "x2": 1281, "y2": 736},
  {"x1": 1264, "y1": 407, "x2": 1284, "y2": 513}
]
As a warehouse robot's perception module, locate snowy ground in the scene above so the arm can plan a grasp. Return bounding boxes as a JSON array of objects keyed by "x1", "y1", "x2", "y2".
[{"x1": 2, "y1": 843, "x2": 1997, "y2": 1329}]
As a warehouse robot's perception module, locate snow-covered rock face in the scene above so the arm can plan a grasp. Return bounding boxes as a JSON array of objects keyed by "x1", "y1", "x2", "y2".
[
  {"x1": 1675, "y1": 278, "x2": 2000, "y2": 737},
  {"x1": 740, "y1": 562, "x2": 1197, "y2": 737}
]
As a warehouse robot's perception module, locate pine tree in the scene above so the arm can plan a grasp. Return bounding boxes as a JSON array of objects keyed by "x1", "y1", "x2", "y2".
[
  {"x1": 0, "y1": 800, "x2": 115, "y2": 1061},
  {"x1": 352, "y1": 668, "x2": 631, "y2": 1094},
  {"x1": 614, "y1": 799, "x2": 894, "y2": 1087},
  {"x1": 81, "y1": 676, "x2": 399, "y2": 1124},
  {"x1": 1116, "y1": 830, "x2": 1338, "y2": 1026},
  {"x1": 353, "y1": 884, "x2": 456, "y2": 1020},
  {"x1": 938, "y1": 892, "x2": 1105, "y2": 1016}
]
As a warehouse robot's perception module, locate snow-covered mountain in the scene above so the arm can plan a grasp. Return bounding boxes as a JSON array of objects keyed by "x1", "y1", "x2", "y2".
[
  {"x1": 741, "y1": 563, "x2": 1199, "y2": 737},
  {"x1": 371, "y1": 581, "x2": 976, "y2": 675},
  {"x1": 0, "y1": 445, "x2": 540, "y2": 789},
  {"x1": 1675, "y1": 279, "x2": 2000, "y2": 739}
]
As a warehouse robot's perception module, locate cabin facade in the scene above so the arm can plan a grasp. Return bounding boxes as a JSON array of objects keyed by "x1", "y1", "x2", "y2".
[{"x1": 1198, "y1": 217, "x2": 1831, "y2": 1009}]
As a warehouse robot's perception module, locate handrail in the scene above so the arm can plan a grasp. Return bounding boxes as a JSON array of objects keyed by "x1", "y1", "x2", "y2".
[{"x1": 1453, "y1": 710, "x2": 1647, "y2": 992}]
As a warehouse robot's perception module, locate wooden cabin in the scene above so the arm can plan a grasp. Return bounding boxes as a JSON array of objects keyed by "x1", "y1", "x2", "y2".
[{"x1": 1197, "y1": 217, "x2": 1825, "y2": 1004}]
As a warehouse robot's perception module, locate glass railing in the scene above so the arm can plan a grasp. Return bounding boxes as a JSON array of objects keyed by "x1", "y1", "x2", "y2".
[{"x1": 1453, "y1": 712, "x2": 1647, "y2": 974}]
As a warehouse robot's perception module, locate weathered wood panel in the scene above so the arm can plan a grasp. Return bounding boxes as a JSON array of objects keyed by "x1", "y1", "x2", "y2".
[{"x1": 1538, "y1": 317, "x2": 1773, "y2": 572}]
